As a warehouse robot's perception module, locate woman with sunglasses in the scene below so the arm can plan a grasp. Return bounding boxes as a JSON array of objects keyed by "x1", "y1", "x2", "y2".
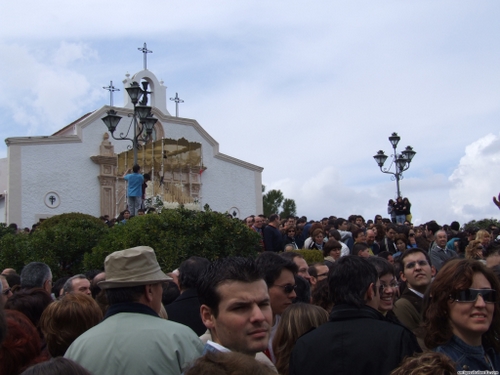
[
  {"x1": 423, "y1": 259, "x2": 500, "y2": 372},
  {"x1": 283, "y1": 227, "x2": 298, "y2": 250}
]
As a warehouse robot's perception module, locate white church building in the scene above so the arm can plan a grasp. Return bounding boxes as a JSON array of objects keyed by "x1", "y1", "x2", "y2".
[{"x1": 0, "y1": 66, "x2": 263, "y2": 228}]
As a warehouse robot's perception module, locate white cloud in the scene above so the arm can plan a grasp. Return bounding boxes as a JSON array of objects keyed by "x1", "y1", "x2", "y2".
[
  {"x1": 449, "y1": 133, "x2": 500, "y2": 220},
  {"x1": 0, "y1": 43, "x2": 105, "y2": 135},
  {"x1": 53, "y1": 41, "x2": 98, "y2": 67}
]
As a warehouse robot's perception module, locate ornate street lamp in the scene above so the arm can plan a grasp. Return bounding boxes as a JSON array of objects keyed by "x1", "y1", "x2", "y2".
[
  {"x1": 101, "y1": 80, "x2": 158, "y2": 165},
  {"x1": 373, "y1": 132, "x2": 416, "y2": 198}
]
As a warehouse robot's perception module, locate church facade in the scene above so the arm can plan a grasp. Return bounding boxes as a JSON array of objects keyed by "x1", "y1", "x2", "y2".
[{"x1": 1, "y1": 68, "x2": 263, "y2": 228}]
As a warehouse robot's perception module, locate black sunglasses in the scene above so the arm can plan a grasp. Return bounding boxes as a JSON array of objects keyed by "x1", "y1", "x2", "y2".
[
  {"x1": 273, "y1": 283, "x2": 297, "y2": 294},
  {"x1": 450, "y1": 289, "x2": 497, "y2": 304}
]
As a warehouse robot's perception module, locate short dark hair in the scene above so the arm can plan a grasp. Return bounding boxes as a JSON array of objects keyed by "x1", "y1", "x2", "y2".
[
  {"x1": 425, "y1": 221, "x2": 441, "y2": 236},
  {"x1": 106, "y1": 285, "x2": 145, "y2": 305},
  {"x1": 328, "y1": 229, "x2": 341, "y2": 241},
  {"x1": 329, "y1": 256, "x2": 378, "y2": 308},
  {"x1": 352, "y1": 229, "x2": 364, "y2": 241},
  {"x1": 255, "y1": 252, "x2": 298, "y2": 288},
  {"x1": 132, "y1": 164, "x2": 141, "y2": 173},
  {"x1": 450, "y1": 221, "x2": 460, "y2": 231},
  {"x1": 197, "y1": 257, "x2": 264, "y2": 317},
  {"x1": 20, "y1": 262, "x2": 51, "y2": 290},
  {"x1": 269, "y1": 214, "x2": 279, "y2": 222},
  {"x1": 334, "y1": 218, "x2": 346, "y2": 229},
  {"x1": 385, "y1": 224, "x2": 398, "y2": 233},
  {"x1": 366, "y1": 257, "x2": 394, "y2": 278},
  {"x1": 178, "y1": 256, "x2": 210, "y2": 290},
  {"x1": 352, "y1": 242, "x2": 368, "y2": 256},
  {"x1": 323, "y1": 239, "x2": 342, "y2": 257},
  {"x1": 400, "y1": 248, "x2": 432, "y2": 268}
]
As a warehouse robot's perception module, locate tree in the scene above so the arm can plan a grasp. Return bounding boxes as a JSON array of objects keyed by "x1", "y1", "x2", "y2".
[
  {"x1": 462, "y1": 218, "x2": 500, "y2": 232},
  {"x1": 263, "y1": 189, "x2": 284, "y2": 216},
  {"x1": 262, "y1": 189, "x2": 297, "y2": 217},
  {"x1": 281, "y1": 198, "x2": 297, "y2": 218}
]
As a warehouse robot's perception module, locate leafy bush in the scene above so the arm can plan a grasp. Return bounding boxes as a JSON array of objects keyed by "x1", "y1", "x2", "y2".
[
  {"x1": 84, "y1": 206, "x2": 261, "y2": 272},
  {"x1": 1, "y1": 233, "x2": 44, "y2": 274},
  {"x1": 0, "y1": 213, "x2": 108, "y2": 278},
  {"x1": 0, "y1": 223, "x2": 16, "y2": 240},
  {"x1": 291, "y1": 249, "x2": 324, "y2": 264}
]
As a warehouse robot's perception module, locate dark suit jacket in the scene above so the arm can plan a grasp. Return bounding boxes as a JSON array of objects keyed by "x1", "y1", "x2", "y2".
[
  {"x1": 289, "y1": 304, "x2": 421, "y2": 375},
  {"x1": 165, "y1": 288, "x2": 206, "y2": 336}
]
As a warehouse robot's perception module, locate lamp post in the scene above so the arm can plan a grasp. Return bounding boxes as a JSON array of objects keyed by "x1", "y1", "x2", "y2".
[
  {"x1": 101, "y1": 81, "x2": 158, "y2": 165},
  {"x1": 373, "y1": 132, "x2": 416, "y2": 198}
]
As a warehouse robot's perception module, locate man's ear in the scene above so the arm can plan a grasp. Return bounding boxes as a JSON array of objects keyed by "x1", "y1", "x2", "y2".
[
  {"x1": 200, "y1": 305, "x2": 215, "y2": 330},
  {"x1": 399, "y1": 271, "x2": 407, "y2": 283},
  {"x1": 431, "y1": 266, "x2": 437, "y2": 277},
  {"x1": 144, "y1": 284, "x2": 154, "y2": 302},
  {"x1": 366, "y1": 282, "x2": 375, "y2": 301},
  {"x1": 310, "y1": 276, "x2": 317, "y2": 286}
]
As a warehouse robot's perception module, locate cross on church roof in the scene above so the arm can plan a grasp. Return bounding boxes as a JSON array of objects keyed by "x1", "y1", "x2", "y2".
[
  {"x1": 102, "y1": 81, "x2": 120, "y2": 106},
  {"x1": 138, "y1": 42, "x2": 153, "y2": 70},
  {"x1": 169, "y1": 92, "x2": 184, "y2": 117}
]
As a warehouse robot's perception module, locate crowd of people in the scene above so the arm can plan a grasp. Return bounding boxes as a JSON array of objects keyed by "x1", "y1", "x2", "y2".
[{"x1": 1, "y1": 194, "x2": 500, "y2": 374}]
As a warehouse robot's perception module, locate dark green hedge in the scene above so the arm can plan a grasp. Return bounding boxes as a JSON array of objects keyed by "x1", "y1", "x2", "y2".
[
  {"x1": 0, "y1": 213, "x2": 108, "y2": 278},
  {"x1": 291, "y1": 249, "x2": 324, "y2": 264},
  {"x1": 84, "y1": 206, "x2": 261, "y2": 272}
]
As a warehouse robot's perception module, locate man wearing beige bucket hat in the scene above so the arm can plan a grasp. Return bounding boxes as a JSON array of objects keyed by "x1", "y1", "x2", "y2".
[{"x1": 65, "y1": 246, "x2": 203, "y2": 375}]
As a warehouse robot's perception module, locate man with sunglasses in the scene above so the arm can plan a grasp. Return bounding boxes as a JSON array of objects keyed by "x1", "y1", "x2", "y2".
[
  {"x1": 308, "y1": 263, "x2": 329, "y2": 292},
  {"x1": 393, "y1": 248, "x2": 436, "y2": 331},
  {"x1": 256, "y1": 252, "x2": 298, "y2": 363}
]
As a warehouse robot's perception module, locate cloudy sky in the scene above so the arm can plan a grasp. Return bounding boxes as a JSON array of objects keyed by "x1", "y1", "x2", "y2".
[{"x1": 1, "y1": 0, "x2": 500, "y2": 226}]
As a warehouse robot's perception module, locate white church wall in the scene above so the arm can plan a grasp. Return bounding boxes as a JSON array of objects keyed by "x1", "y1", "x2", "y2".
[{"x1": 15, "y1": 140, "x2": 101, "y2": 228}]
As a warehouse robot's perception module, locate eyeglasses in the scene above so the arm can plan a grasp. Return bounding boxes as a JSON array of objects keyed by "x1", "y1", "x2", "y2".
[
  {"x1": 1, "y1": 288, "x2": 11, "y2": 296},
  {"x1": 405, "y1": 260, "x2": 429, "y2": 269},
  {"x1": 273, "y1": 283, "x2": 297, "y2": 294},
  {"x1": 450, "y1": 289, "x2": 497, "y2": 304},
  {"x1": 378, "y1": 282, "x2": 399, "y2": 294}
]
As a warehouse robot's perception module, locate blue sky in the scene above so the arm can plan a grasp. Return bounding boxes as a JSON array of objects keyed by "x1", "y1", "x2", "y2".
[{"x1": 1, "y1": 0, "x2": 500, "y2": 225}]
